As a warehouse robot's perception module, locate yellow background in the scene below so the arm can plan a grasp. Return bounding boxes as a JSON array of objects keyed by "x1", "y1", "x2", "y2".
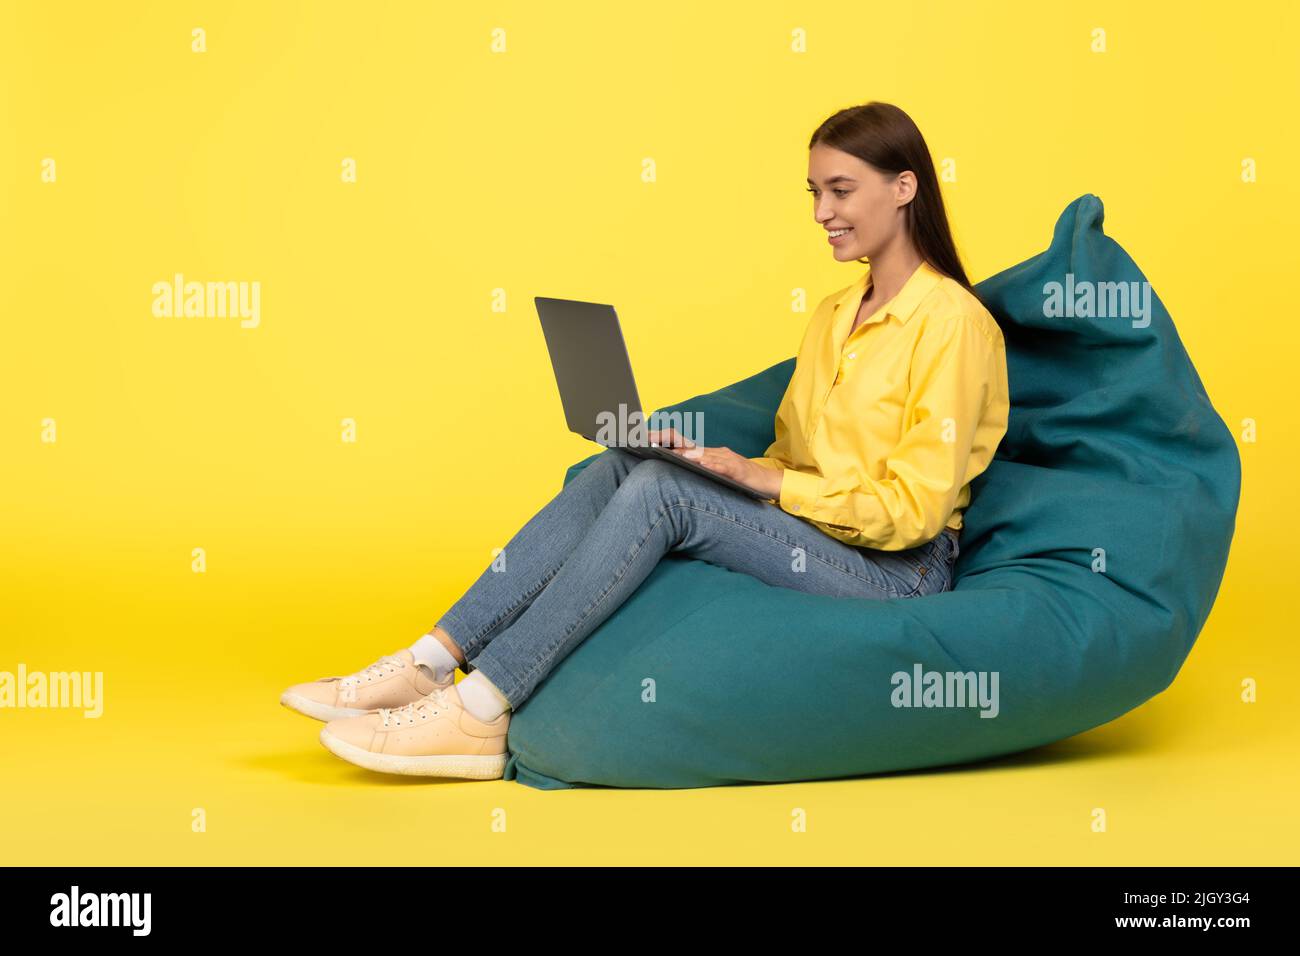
[{"x1": 1, "y1": 0, "x2": 1295, "y2": 865}]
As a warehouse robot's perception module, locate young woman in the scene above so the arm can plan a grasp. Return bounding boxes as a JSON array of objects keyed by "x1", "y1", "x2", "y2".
[{"x1": 280, "y1": 101, "x2": 1011, "y2": 779}]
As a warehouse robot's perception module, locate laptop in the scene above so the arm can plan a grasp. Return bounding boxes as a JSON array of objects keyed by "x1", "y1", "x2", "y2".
[{"x1": 534, "y1": 296, "x2": 774, "y2": 501}]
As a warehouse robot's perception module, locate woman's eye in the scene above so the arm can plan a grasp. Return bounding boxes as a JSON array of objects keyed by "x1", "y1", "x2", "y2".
[{"x1": 805, "y1": 188, "x2": 849, "y2": 197}]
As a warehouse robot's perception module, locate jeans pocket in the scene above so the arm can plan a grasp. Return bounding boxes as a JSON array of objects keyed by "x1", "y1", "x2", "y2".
[
  {"x1": 938, "y1": 529, "x2": 959, "y2": 564},
  {"x1": 906, "y1": 533, "x2": 957, "y2": 596},
  {"x1": 898, "y1": 545, "x2": 932, "y2": 596}
]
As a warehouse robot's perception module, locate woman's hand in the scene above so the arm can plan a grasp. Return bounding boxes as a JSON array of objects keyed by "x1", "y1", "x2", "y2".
[{"x1": 646, "y1": 427, "x2": 783, "y2": 501}]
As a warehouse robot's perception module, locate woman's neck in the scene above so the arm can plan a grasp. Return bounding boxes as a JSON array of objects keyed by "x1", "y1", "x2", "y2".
[{"x1": 865, "y1": 234, "x2": 924, "y2": 303}]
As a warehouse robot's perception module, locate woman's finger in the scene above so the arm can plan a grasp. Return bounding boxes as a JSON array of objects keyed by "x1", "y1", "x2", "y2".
[{"x1": 652, "y1": 427, "x2": 694, "y2": 449}]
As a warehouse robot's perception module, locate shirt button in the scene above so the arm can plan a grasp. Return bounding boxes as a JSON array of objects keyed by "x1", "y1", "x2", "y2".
[
  {"x1": 792, "y1": 504, "x2": 801, "y2": 512},
  {"x1": 848, "y1": 352, "x2": 857, "y2": 359}
]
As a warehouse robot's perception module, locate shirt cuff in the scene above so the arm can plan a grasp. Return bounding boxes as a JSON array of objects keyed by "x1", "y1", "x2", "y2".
[{"x1": 778, "y1": 468, "x2": 824, "y2": 517}]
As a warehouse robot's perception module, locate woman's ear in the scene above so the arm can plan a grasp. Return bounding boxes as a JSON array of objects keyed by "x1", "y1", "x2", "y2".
[{"x1": 894, "y1": 170, "x2": 917, "y2": 207}]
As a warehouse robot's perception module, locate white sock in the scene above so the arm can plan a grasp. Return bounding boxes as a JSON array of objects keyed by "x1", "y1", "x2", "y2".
[
  {"x1": 409, "y1": 634, "x2": 460, "y2": 683},
  {"x1": 456, "y1": 671, "x2": 511, "y2": 722}
]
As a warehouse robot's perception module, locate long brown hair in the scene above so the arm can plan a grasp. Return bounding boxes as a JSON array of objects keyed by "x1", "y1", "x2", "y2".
[{"x1": 809, "y1": 102, "x2": 975, "y2": 294}]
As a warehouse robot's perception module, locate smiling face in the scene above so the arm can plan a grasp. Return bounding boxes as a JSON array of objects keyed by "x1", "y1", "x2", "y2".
[{"x1": 807, "y1": 142, "x2": 916, "y2": 262}]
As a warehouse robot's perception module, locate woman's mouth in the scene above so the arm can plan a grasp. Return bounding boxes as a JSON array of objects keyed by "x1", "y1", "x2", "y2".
[{"x1": 828, "y1": 227, "x2": 854, "y2": 246}]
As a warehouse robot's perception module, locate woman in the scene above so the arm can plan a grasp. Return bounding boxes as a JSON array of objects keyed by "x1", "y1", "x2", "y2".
[{"x1": 280, "y1": 101, "x2": 1010, "y2": 779}]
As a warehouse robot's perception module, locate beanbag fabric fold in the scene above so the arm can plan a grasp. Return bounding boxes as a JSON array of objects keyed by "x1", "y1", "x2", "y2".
[{"x1": 502, "y1": 194, "x2": 1241, "y2": 790}]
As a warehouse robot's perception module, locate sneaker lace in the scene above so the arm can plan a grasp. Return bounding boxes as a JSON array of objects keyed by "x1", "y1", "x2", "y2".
[
  {"x1": 377, "y1": 687, "x2": 453, "y2": 728},
  {"x1": 337, "y1": 653, "x2": 407, "y2": 694}
]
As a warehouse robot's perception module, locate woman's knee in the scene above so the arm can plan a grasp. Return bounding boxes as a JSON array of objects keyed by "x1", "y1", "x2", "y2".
[
  {"x1": 615, "y1": 460, "x2": 705, "y2": 529},
  {"x1": 602, "y1": 459, "x2": 681, "y2": 512}
]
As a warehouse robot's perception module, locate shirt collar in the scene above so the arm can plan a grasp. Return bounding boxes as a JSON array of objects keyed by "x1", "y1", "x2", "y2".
[{"x1": 831, "y1": 259, "x2": 945, "y2": 331}]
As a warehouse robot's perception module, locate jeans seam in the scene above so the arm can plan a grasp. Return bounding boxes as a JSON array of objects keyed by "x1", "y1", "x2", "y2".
[
  {"x1": 458, "y1": 565, "x2": 561, "y2": 656},
  {"x1": 669, "y1": 497, "x2": 903, "y2": 598}
]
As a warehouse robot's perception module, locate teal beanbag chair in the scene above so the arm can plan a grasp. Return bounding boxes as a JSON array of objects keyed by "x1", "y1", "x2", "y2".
[{"x1": 502, "y1": 194, "x2": 1242, "y2": 790}]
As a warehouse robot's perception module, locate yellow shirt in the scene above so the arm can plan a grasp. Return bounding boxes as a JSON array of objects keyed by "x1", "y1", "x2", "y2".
[{"x1": 749, "y1": 259, "x2": 1010, "y2": 551}]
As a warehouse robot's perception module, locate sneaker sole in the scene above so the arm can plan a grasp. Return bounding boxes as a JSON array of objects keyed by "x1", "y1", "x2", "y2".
[
  {"x1": 319, "y1": 728, "x2": 507, "y2": 779},
  {"x1": 280, "y1": 692, "x2": 371, "y2": 723}
]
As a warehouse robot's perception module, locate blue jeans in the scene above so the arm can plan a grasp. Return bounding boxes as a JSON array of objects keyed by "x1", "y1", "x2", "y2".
[{"x1": 436, "y1": 448, "x2": 960, "y2": 710}]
